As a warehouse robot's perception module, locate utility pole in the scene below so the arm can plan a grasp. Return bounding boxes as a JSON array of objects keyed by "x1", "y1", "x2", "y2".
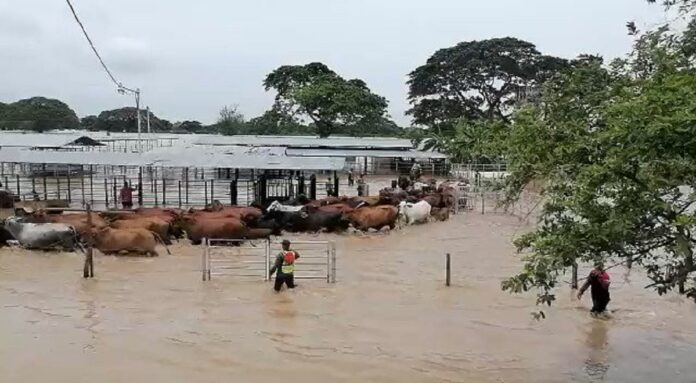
[{"x1": 119, "y1": 86, "x2": 142, "y2": 153}]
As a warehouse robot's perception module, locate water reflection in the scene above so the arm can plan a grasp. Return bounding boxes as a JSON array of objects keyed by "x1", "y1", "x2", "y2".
[{"x1": 584, "y1": 320, "x2": 610, "y2": 381}]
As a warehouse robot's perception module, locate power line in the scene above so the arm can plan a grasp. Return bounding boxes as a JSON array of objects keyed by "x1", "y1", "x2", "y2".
[{"x1": 64, "y1": 0, "x2": 121, "y2": 88}]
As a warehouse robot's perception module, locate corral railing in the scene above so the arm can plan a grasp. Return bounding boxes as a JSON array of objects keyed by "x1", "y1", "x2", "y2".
[{"x1": 202, "y1": 238, "x2": 336, "y2": 283}]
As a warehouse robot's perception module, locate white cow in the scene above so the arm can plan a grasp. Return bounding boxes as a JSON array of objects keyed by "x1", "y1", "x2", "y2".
[
  {"x1": 266, "y1": 200, "x2": 304, "y2": 213},
  {"x1": 4, "y1": 216, "x2": 79, "y2": 251},
  {"x1": 398, "y1": 200, "x2": 432, "y2": 225}
]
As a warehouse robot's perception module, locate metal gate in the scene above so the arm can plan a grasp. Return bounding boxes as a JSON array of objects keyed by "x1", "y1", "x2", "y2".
[{"x1": 202, "y1": 238, "x2": 336, "y2": 283}]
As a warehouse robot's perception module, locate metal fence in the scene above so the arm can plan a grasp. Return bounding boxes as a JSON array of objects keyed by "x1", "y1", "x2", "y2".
[{"x1": 202, "y1": 238, "x2": 336, "y2": 283}]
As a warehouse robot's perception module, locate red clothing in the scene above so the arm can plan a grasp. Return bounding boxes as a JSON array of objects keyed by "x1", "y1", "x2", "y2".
[{"x1": 120, "y1": 187, "x2": 133, "y2": 203}]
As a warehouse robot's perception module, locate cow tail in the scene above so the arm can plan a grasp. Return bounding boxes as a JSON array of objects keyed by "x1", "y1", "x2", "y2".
[{"x1": 152, "y1": 232, "x2": 172, "y2": 255}]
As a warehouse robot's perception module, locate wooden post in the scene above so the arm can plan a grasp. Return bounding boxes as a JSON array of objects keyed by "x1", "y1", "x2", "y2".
[
  {"x1": 571, "y1": 263, "x2": 578, "y2": 289},
  {"x1": 481, "y1": 191, "x2": 485, "y2": 215},
  {"x1": 15, "y1": 174, "x2": 20, "y2": 196},
  {"x1": 84, "y1": 203, "x2": 94, "y2": 278},
  {"x1": 626, "y1": 255, "x2": 633, "y2": 270},
  {"x1": 445, "y1": 253, "x2": 451, "y2": 286}
]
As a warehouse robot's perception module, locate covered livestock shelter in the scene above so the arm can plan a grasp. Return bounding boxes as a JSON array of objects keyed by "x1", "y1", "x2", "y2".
[
  {"x1": 0, "y1": 144, "x2": 344, "y2": 209},
  {"x1": 192, "y1": 135, "x2": 449, "y2": 176}
]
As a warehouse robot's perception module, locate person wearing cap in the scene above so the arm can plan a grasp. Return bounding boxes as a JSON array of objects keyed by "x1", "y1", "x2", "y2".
[
  {"x1": 577, "y1": 261, "x2": 611, "y2": 315},
  {"x1": 270, "y1": 239, "x2": 300, "y2": 292}
]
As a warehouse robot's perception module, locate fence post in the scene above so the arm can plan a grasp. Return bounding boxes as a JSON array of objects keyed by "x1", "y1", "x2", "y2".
[
  {"x1": 446, "y1": 253, "x2": 451, "y2": 286},
  {"x1": 84, "y1": 203, "x2": 94, "y2": 278},
  {"x1": 80, "y1": 169, "x2": 85, "y2": 206},
  {"x1": 481, "y1": 191, "x2": 485, "y2": 215},
  {"x1": 331, "y1": 241, "x2": 337, "y2": 283},
  {"x1": 112, "y1": 179, "x2": 118, "y2": 208},
  {"x1": 67, "y1": 166, "x2": 72, "y2": 203},
  {"x1": 104, "y1": 178, "x2": 109, "y2": 208},
  {"x1": 202, "y1": 238, "x2": 208, "y2": 281},
  {"x1": 230, "y1": 180, "x2": 237, "y2": 205},
  {"x1": 185, "y1": 168, "x2": 190, "y2": 205},
  {"x1": 162, "y1": 177, "x2": 167, "y2": 206},
  {"x1": 154, "y1": 178, "x2": 159, "y2": 206},
  {"x1": 89, "y1": 165, "x2": 94, "y2": 205},
  {"x1": 42, "y1": 171, "x2": 47, "y2": 200},
  {"x1": 204, "y1": 180, "x2": 208, "y2": 206},
  {"x1": 15, "y1": 174, "x2": 20, "y2": 196},
  {"x1": 264, "y1": 239, "x2": 270, "y2": 281},
  {"x1": 327, "y1": 241, "x2": 331, "y2": 283},
  {"x1": 333, "y1": 171, "x2": 339, "y2": 197},
  {"x1": 178, "y1": 180, "x2": 182, "y2": 208},
  {"x1": 210, "y1": 179, "x2": 214, "y2": 203},
  {"x1": 571, "y1": 263, "x2": 578, "y2": 290},
  {"x1": 309, "y1": 174, "x2": 317, "y2": 200},
  {"x1": 138, "y1": 167, "x2": 143, "y2": 207}
]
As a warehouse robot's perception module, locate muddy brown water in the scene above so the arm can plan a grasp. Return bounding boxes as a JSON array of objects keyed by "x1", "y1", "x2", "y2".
[{"x1": 1, "y1": 213, "x2": 695, "y2": 382}]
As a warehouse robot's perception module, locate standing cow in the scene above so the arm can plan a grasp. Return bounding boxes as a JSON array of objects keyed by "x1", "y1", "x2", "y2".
[{"x1": 398, "y1": 200, "x2": 432, "y2": 225}]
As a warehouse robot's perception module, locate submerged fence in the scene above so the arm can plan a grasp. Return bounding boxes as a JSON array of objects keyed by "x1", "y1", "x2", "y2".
[{"x1": 202, "y1": 238, "x2": 337, "y2": 283}]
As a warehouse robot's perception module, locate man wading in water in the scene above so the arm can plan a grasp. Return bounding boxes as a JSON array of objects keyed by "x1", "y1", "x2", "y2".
[
  {"x1": 577, "y1": 262, "x2": 611, "y2": 316},
  {"x1": 270, "y1": 239, "x2": 300, "y2": 292}
]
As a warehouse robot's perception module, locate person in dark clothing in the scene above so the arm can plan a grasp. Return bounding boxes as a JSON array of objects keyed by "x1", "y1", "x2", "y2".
[
  {"x1": 347, "y1": 168, "x2": 355, "y2": 186},
  {"x1": 270, "y1": 239, "x2": 300, "y2": 292},
  {"x1": 578, "y1": 262, "x2": 611, "y2": 315},
  {"x1": 119, "y1": 181, "x2": 135, "y2": 209}
]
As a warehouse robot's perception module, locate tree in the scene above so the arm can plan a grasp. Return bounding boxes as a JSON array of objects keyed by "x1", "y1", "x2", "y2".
[
  {"x1": 263, "y1": 62, "x2": 390, "y2": 137},
  {"x1": 80, "y1": 115, "x2": 99, "y2": 131},
  {"x1": 407, "y1": 38, "x2": 568, "y2": 131},
  {"x1": 501, "y1": 7, "x2": 696, "y2": 308},
  {"x1": 93, "y1": 107, "x2": 172, "y2": 133},
  {"x1": 216, "y1": 105, "x2": 246, "y2": 135},
  {"x1": 0, "y1": 97, "x2": 80, "y2": 131}
]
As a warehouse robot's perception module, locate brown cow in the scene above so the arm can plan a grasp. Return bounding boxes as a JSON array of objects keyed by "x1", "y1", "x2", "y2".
[
  {"x1": 304, "y1": 196, "x2": 345, "y2": 209},
  {"x1": 30, "y1": 212, "x2": 108, "y2": 237},
  {"x1": 111, "y1": 216, "x2": 173, "y2": 245},
  {"x1": 305, "y1": 203, "x2": 356, "y2": 215},
  {"x1": 430, "y1": 207, "x2": 450, "y2": 222},
  {"x1": 186, "y1": 206, "x2": 262, "y2": 223},
  {"x1": 185, "y1": 217, "x2": 247, "y2": 245},
  {"x1": 92, "y1": 227, "x2": 170, "y2": 257},
  {"x1": 344, "y1": 205, "x2": 398, "y2": 231}
]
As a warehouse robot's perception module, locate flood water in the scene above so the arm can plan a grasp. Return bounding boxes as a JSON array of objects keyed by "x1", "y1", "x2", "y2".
[{"x1": 1, "y1": 212, "x2": 695, "y2": 382}]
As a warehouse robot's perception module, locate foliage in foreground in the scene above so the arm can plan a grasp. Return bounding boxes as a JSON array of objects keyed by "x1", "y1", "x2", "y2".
[{"x1": 501, "y1": 5, "x2": 696, "y2": 305}]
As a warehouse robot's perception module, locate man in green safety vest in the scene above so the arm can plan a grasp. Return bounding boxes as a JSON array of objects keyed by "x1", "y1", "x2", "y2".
[{"x1": 270, "y1": 239, "x2": 300, "y2": 292}]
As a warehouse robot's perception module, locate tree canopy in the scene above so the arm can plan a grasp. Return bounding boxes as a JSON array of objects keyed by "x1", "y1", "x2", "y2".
[
  {"x1": 501, "y1": 3, "x2": 696, "y2": 307},
  {"x1": 264, "y1": 62, "x2": 391, "y2": 137},
  {"x1": 0, "y1": 97, "x2": 80, "y2": 132},
  {"x1": 407, "y1": 38, "x2": 567, "y2": 131}
]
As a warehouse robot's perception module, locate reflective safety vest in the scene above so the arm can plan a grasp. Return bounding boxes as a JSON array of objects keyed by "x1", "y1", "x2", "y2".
[{"x1": 281, "y1": 251, "x2": 296, "y2": 274}]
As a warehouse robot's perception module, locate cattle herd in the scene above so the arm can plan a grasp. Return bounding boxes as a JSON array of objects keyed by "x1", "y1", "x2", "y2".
[{"x1": 0, "y1": 181, "x2": 463, "y2": 256}]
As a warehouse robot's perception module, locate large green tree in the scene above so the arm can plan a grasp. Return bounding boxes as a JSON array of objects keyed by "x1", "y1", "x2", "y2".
[
  {"x1": 0, "y1": 97, "x2": 80, "y2": 132},
  {"x1": 407, "y1": 38, "x2": 567, "y2": 131},
  {"x1": 501, "y1": 3, "x2": 696, "y2": 306},
  {"x1": 263, "y1": 62, "x2": 390, "y2": 137}
]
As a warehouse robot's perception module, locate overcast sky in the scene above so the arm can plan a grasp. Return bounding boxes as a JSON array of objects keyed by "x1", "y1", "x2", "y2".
[{"x1": 0, "y1": 0, "x2": 668, "y2": 125}]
